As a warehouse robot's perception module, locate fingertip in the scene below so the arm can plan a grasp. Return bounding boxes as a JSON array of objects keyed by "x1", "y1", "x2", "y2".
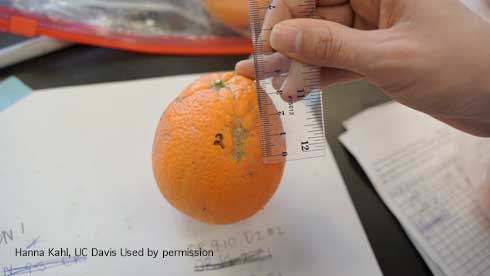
[
  {"x1": 235, "y1": 59, "x2": 256, "y2": 79},
  {"x1": 279, "y1": 75, "x2": 302, "y2": 103},
  {"x1": 235, "y1": 59, "x2": 246, "y2": 73},
  {"x1": 272, "y1": 76, "x2": 287, "y2": 91}
]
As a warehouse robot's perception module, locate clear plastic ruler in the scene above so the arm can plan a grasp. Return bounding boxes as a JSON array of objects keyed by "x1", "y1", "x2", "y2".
[{"x1": 248, "y1": 0, "x2": 327, "y2": 164}]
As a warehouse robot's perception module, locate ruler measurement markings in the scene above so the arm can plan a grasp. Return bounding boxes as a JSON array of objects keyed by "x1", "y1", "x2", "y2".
[
  {"x1": 305, "y1": 105, "x2": 322, "y2": 109},
  {"x1": 304, "y1": 102, "x2": 322, "y2": 106},
  {"x1": 305, "y1": 106, "x2": 322, "y2": 110},
  {"x1": 310, "y1": 143, "x2": 325, "y2": 146},
  {"x1": 307, "y1": 126, "x2": 324, "y2": 130},
  {"x1": 306, "y1": 112, "x2": 323, "y2": 116},
  {"x1": 250, "y1": 0, "x2": 326, "y2": 163}
]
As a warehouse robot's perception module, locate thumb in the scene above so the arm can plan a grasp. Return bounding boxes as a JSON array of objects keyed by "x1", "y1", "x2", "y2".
[{"x1": 270, "y1": 18, "x2": 387, "y2": 75}]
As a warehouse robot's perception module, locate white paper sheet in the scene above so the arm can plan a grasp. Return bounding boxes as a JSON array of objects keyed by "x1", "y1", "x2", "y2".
[
  {"x1": 340, "y1": 102, "x2": 490, "y2": 276},
  {"x1": 0, "y1": 74, "x2": 382, "y2": 276}
]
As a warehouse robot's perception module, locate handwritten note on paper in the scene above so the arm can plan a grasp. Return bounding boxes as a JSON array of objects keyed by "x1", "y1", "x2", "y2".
[
  {"x1": 453, "y1": 133, "x2": 490, "y2": 190},
  {"x1": 0, "y1": 221, "x2": 87, "y2": 276},
  {"x1": 340, "y1": 102, "x2": 490, "y2": 276},
  {"x1": 0, "y1": 222, "x2": 24, "y2": 248},
  {"x1": 0, "y1": 74, "x2": 382, "y2": 276}
]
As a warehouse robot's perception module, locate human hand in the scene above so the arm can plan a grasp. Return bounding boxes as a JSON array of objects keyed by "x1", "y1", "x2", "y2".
[{"x1": 237, "y1": 0, "x2": 490, "y2": 136}]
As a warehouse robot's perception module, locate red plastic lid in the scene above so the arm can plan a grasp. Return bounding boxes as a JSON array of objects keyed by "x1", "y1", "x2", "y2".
[{"x1": 0, "y1": 6, "x2": 253, "y2": 55}]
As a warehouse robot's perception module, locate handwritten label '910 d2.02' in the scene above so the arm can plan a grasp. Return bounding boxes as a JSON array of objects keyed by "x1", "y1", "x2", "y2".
[
  {"x1": 189, "y1": 225, "x2": 286, "y2": 254},
  {"x1": 188, "y1": 225, "x2": 286, "y2": 272}
]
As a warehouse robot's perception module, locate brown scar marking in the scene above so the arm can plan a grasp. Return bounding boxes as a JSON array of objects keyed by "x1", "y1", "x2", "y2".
[{"x1": 231, "y1": 117, "x2": 248, "y2": 162}]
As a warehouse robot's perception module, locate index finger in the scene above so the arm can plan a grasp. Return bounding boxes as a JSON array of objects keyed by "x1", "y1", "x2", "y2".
[{"x1": 257, "y1": 0, "x2": 349, "y2": 51}]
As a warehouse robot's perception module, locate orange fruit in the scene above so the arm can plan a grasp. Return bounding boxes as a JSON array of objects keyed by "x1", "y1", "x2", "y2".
[
  {"x1": 201, "y1": 0, "x2": 274, "y2": 37},
  {"x1": 152, "y1": 72, "x2": 285, "y2": 224},
  {"x1": 202, "y1": 0, "x2": 250, "y2": 36}
]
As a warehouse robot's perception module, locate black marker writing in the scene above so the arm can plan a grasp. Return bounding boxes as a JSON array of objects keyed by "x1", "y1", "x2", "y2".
[{"x1": 194, "y1": 248, "x2": 272, "y2": 272}]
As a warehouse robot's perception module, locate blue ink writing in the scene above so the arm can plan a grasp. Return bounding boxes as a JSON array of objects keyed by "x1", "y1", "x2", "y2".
[
  {"x1": 25, "y1": 236, "x2": 41, "y2": 250},
  {"x1": 3, "y1": 256, "x2": 87, "y2": 276},
  {"x1": 0, "y1": 222, "x2": 25, "y2": 247},
  {"x1": 0, "y1": 230, "x2": 13, "y2": 246}
]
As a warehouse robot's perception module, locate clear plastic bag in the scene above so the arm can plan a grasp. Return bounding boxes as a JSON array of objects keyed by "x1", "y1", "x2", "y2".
[{"x1": 0, "y1": 0, "x2": 252, "y2": 55}]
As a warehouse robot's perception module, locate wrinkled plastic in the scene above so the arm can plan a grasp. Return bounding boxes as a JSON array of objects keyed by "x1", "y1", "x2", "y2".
[{"x1": 0, "y1": 0, "x2": 252, "y2": 55}]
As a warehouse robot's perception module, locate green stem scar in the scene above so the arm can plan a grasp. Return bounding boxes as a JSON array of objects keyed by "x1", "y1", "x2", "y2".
[{"x1": 211, "y1": 79, "x2": 226, "y2": 90}]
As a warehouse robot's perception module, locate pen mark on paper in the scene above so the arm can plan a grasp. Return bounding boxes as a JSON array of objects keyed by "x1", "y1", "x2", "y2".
[
  {"x1": 194, "y1": 248, "x2": 272, "y2": 272},
  {"x1": 25, "y1": 236, "x2": 43, "y2": 250},
  {"x1": 0, "y1": 230, "x2": 14, "y2": 246},
  {"x1": 0, "y1": 222, "x2": 25, "y2": 247},
  {"x1": 418, "y1": 214, "x2": 445, "y2": 233},
  {"x1": 3, "y1": 256, "x2": 87, "y2": 276},
  {"x1": 373, "y1": 129, "x2": 452, "y2": 184}
]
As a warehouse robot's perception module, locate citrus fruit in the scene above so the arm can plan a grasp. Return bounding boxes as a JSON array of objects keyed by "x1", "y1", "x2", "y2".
[
  {"x1": 152, "y1": 72, "x2": 285, "y2": 224},
  {"x1": 202, "y1": 0, "x2": 251, "y2": 36}
]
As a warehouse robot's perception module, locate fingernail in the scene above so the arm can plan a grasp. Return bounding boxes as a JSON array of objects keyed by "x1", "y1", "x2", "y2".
[{"x1": 270, "y1": 23, "x2": 302, "y2": 54}]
